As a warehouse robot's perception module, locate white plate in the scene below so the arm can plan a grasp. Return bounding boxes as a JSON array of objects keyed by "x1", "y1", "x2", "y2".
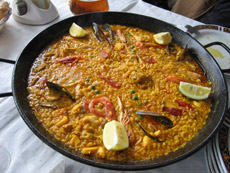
[
  {"x1": 188, "y1": 25, "x2": 230, "y2": 70},
  {"x1": 213, "y1": 132, "x2": 227, "y2": 173},
  {"x1": 224, "y1": 116, "x2": 230, "y2": 128},
  {"x1": 208, "y1": 140, "x2": 221, "y2": 172},
  {"x1": 228, "y1": 128, "x2": 230, "y2": 155},
  {"x1": 205, "y1": 141, "x2": 216, "y2": 173},
  {"x1": 205, "y1": 144, "x2": 213, "y2": 173}
]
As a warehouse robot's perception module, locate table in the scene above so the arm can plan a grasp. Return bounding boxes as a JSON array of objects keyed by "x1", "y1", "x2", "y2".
[{"x1": 0, "y1": 0, "x2": 228, "y2": 172}]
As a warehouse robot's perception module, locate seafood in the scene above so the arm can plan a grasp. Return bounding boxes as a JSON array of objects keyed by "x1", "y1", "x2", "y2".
[
  {"x1": 136, "y1": 111, "x2": 173, "y2": 128},
  {"x1": 92, "y1": 22, "x2": 104, "y2": 42},
  {"x1": 135, "y1": 120, "x2": 163, "y2": 142},
  {"x1": 116, "y1": 29, "x2": 126, "y2": 43},
  {"x1": 176, "y1": 45, "x2": 188, "y2": 61},
  {"x1": 46, "y1": 81, "x2": 76, "y2": 102},
  {"x1": 102, "y1": 23, "x2": 114, "y2": 41},
  {"x1": 88, "y1": 97, "x2": 117, "y2": 120},
  {"x1": 92, "y1": 22, "x2": 114, "y2": 47},
  {"x1": 117, "y1": 97, "x2": 136, "y2": 146}
]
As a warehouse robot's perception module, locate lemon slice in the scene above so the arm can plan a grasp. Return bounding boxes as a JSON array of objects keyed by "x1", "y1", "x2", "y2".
[
  {"x1": 179, "y1": 81, "x2": 211, "y2": 100},
  {"x1": 153, "y1": 32, "x2": 172, "y2": 45},
  {"x1": 69, "y1": 23, "x2": 88, "y2": 37},
  {"x1": 103, "y1": 120, "x2": 129, "y2": 151}
]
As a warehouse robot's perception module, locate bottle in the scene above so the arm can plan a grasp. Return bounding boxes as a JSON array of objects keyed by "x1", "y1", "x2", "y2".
[{"x1": 69, "y1": 0, "x2": 109, "y2": 14}]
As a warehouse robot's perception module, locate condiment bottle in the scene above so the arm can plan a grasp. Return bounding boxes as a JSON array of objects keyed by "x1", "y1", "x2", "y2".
[{"x1": 69, "y1": 0, "x2": 109, "y2": 14}]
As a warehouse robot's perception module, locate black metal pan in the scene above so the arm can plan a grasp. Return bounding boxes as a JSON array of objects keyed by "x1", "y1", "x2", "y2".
[{"x1": 1, "y1": 12, "x2": 230, "y2": 170}]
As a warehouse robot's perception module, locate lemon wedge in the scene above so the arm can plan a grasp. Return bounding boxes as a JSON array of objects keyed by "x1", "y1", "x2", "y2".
[
  {"x1": 103, "y1": 120, "x2": 129, "y2": 151},
  {"x1": 69, "y1": 23, "x2": 88, "y2": 37},
  {"x1": 179, "y1": 81, "x2": 211, "y2": 100},
  {"x1": 153, "y1": 32, "x2": 172, "y2": 45}
]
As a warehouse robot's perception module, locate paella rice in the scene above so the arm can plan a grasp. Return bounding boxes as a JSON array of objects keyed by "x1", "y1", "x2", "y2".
[{"x1": 27, "y1": 24, "x2": 212, "y2": 161}]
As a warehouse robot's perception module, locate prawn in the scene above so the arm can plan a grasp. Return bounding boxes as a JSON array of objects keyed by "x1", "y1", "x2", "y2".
[
  {"x1": 88, "y1": 97, "x2": 117, "y2": 120},
  {"x1": 117, "y1": 97, "x2": 136, "y2": 146}
]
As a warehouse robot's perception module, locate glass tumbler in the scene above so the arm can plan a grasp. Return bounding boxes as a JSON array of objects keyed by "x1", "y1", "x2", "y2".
[{"x1": 69, "y1": 0, "x2": 109, "y2": 14}]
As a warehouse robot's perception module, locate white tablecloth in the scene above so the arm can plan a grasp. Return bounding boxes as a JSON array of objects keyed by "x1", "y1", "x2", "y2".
[{"x1": 0, "y1": 0, "x2": 226, "y2": 172}]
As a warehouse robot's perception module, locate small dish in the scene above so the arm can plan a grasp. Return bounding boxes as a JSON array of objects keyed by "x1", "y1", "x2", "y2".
[
  {"x1": 187, "y1": 24, "x2": 230, "y2": 70},
  {"x1": 208, "y1": 140, "x2": 220, "y2": 172},
  {"x1": 223, "y1": 110, "x2": 230, "y2": 128},
  {"x1": 213, "y1": 132, "x2": 227, "y2": 173},
  {"x1": 205, "y1": 142, "x2": 215, "y2": 173},
  {"x1": 204, "y1": 146, "x2": 211, "y2": 172}
]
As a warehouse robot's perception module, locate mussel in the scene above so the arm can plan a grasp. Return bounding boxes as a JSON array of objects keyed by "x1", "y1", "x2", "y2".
[
  {"x1": 166, "y1": 43, "x2": 177, "y2": 55},
  {"x1": 135, "y1": 120, "x2": 163, "y2": 142},
  {"x1": 102, "y1": 23, "x2": 114, "y2": 40},
  {"x1": 136, "y1": 111, "x2": 173, "y2": 128},
  {"x1": 38, "y1": 103, "x2": 58, "y2": 109},
  {"x1": 92, "y1": 22, "x2": 113, "y2": 46},
  {"x1": 46, "y1": 81, "x2": 76, "y2": 102},
  {"x1": 92, "y1": 22, "x2": 104, "y2": 42},
  {"x1": 176, "y1": 45, "x2": 188, "y2": 61}
]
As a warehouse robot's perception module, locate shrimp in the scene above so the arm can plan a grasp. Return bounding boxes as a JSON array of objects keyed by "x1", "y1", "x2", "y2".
[
  {"x1": 117, "y1": 97, "x2": 136, "y2": 146},
  {"x1": 88, "y1": 97, "x2": 117, "y2": 120},
  {"x1": 116, "y1": 29, "x2": 126, "y2": 43}
]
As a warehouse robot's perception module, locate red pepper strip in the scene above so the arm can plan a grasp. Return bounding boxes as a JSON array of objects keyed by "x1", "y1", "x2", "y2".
[
  {"x1": 144, "y1": 44, "x2": 164, "y2": 49},
  {"x1": 54, "y1": 56, "x2": 83, "y2": 64},
  {"x1": 54, "y1": 56, "x2": 77, "y2": 63},
  {"x1": 88, "y1": 97, "x2": 117, "y2": 120},
  {"x1": 97, "y1": 71, "x2": 122, "y2": 89},
  {"x1": 136, "y1": 41, "x2": 143, "y2": 47},
  {"x1": 145, "y1": 56, "x2": 157, "y2": 64},
  {"x1": 165, "y1": 76, "x2": 186, "y2": 84},
  {"x1": 162, "y1": 106, "x2": 183, "y2": 116},
  {"x1": 82, "y1": 100, "x2": 90, "y2": 112},
  {"x1": 175, "y1": 100, "x2": 195, "y2": 111}
]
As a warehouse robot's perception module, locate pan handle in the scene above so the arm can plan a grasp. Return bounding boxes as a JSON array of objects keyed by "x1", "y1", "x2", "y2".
[
  {"x1": 0, "y1": 58, "x2": 15, "y2": 97},
  {"x1": 204, "y1": 41, "x2": 230, "y2": 73}
]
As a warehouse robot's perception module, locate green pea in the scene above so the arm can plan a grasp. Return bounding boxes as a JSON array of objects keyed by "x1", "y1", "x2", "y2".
[
  {"x1": 132, "y1": 95, "x2": 138, "y2": 100},
  {"x1": 131, "y1": 49, "x2": 136, "y2": 54},
  {"x1": 90, "y1": 85, "x2": 95, "y2": 89},
  {"x1": 138, "y1": 115, "x2": 143, "y2": 120},
  {"x1": 130, "y1": 89, "x2": 135, "y2": 94},
  {"x1": 86, "y1": 78, "x2": 90, "y2": 82},
  {"x1": 130, "y1": 45, "x2": 135, "y2": 49},
  {"x1": 95, "y1": 89, "x2": 99, "y2": 94},
  {"x1": 137, "y1": 102, "x2": 142, "y2": 106},
  {"x1": 82, "y1": 109, "x2": 87, "y2": 113},
  {"x1": 144, "y1": 100, "x2": 149, "y2": 104},
  {"x1": 127, "y1": 32, "x2": 131, "y2": 37}
]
